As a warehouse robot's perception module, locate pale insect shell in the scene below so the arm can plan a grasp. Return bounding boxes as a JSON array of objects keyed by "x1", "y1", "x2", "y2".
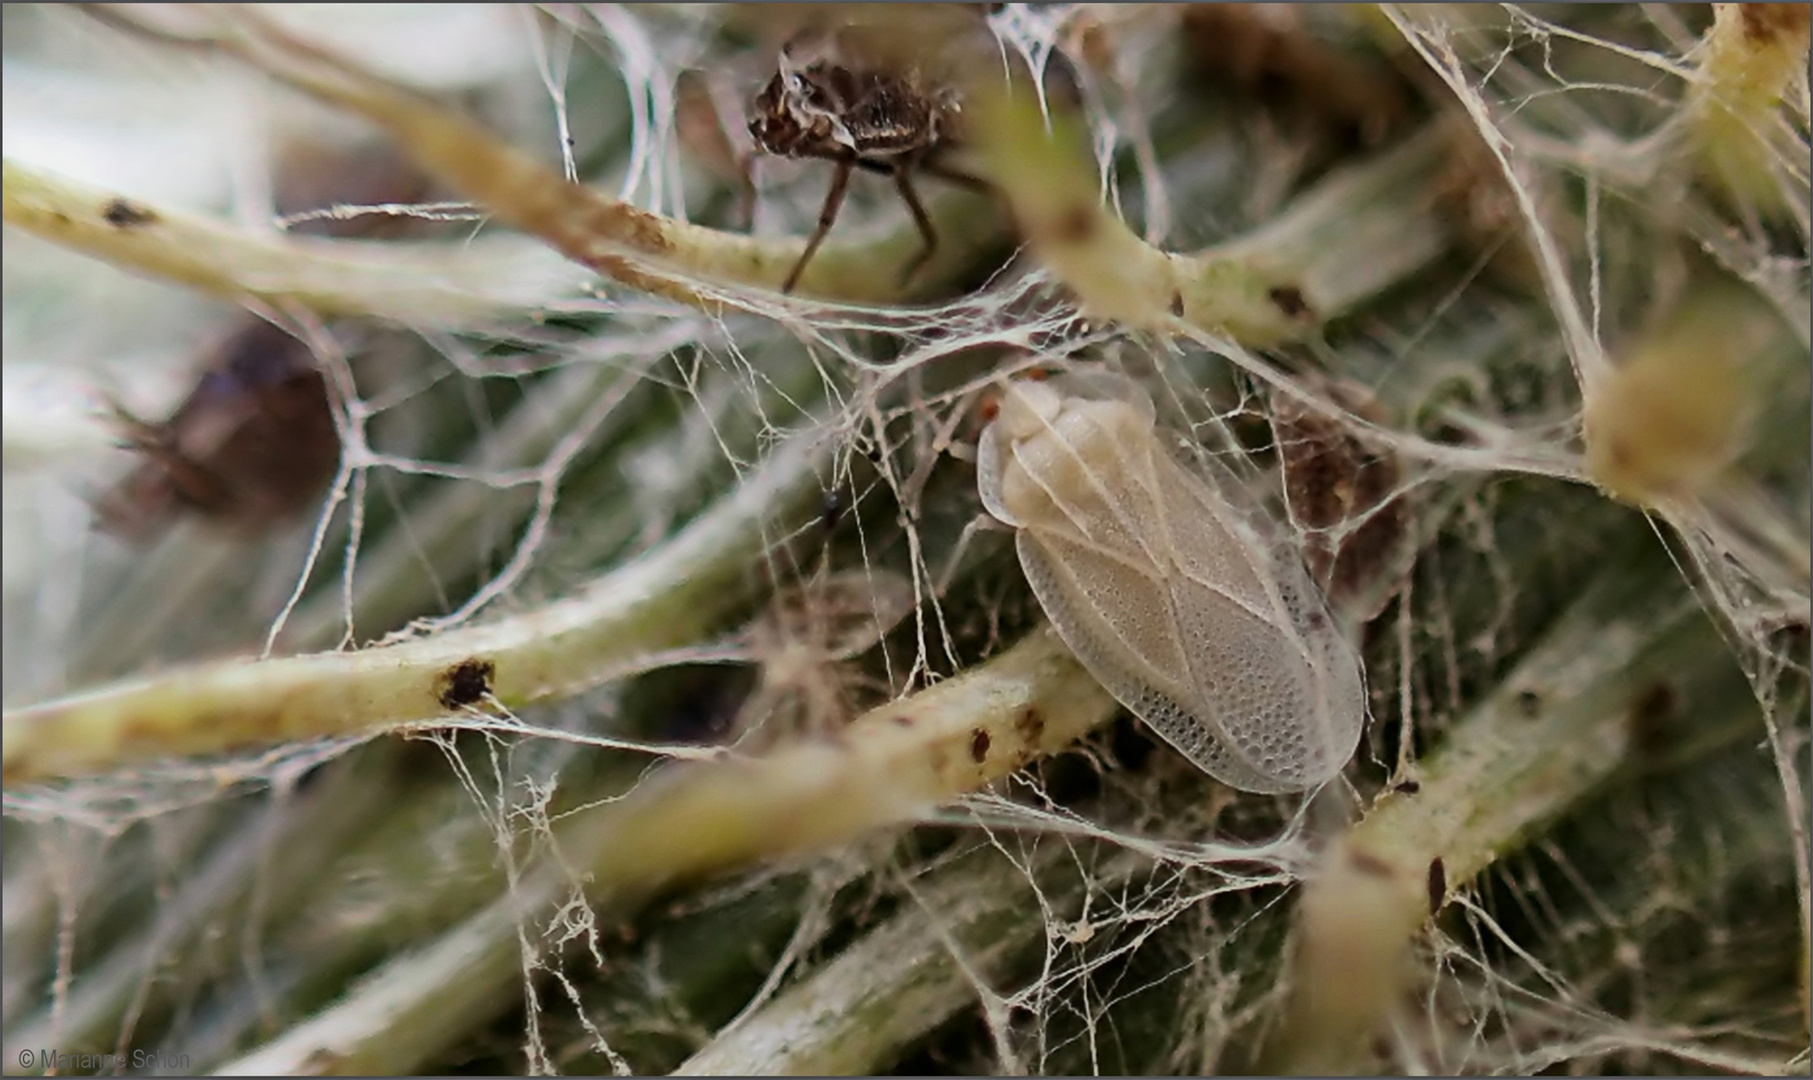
[{"x1": 977, "y1": 372, "x2": 1365, "y2": 793}]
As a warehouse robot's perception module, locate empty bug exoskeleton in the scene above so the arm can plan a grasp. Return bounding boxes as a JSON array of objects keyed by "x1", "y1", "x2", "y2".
[
  {"x1": 746, "y1": 36, "x2": 979, "y2": 294},
  {"x1": 977, "y1": 372, "x2": 1365, "y2": 793}
]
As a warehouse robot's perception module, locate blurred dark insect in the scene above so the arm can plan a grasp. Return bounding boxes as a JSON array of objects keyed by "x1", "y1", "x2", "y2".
[
  {"x1": 94, "y1": 142, "x2": 434, "y2": 543},
  {"x1": 93, "y1": 319, "x2": 341, "y2": 542},
  {"x1": 1181, "y1": 3, "x2": 1411, "y2": 146}
]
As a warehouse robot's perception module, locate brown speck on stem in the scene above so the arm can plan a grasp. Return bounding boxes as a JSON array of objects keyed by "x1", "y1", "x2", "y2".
[
  {"x1": 969, "y1": 728, "x2": 991, "y2": 763},
  {"x1": 1267, "y1": 284, "x2": 1311, "y2": 319},
  {"x1": 1052, "y1": 203, "x2": 1096, "y2": 244},
  {"x1": 1014, "y1": 707, "x2": 1045, "y2": 746},
  {"x1": 437, "y1": 659, "x2": 497, "y2": 709},
  {"x1": 1426, "y1": 856, "x2": 1447, "y2": 915},
  {"x1": 1348, "y1": 849, "x2": 1397, "y2": 879},
  {"x1": 102, "y1": 198, "x2": 158, "y2": 228}
]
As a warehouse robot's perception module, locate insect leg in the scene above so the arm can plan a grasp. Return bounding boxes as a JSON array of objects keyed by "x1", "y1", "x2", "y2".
[
  {"x1": 920, "y1": 157, "x2": 992, "y2": 194},
  {"x1": 935, "y1": 513, "x2": 1015, "y2": 598},
  {"x1": 782, "y1": 155, "x2": 855, "y2": 294},
  {"x1": 735, "y1": 150, "x2": 758, "y2": 234},
  {"x1": 893, "y1": 160, "x2": 938, "y2": 288}
]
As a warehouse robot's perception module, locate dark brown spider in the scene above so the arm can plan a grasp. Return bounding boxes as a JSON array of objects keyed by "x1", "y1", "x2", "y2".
[{"x1": 747, "y1": 46, "x2": 983, "y2": 294}]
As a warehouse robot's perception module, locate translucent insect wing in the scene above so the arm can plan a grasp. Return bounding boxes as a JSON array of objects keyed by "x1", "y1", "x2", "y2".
[{"x1": 980, "y1": 375, "x2": 1364, "y2": 793}]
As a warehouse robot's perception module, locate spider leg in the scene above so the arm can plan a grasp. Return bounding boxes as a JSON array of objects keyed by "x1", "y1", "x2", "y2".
[
  {"x1": 783, "y1": 155, "x2": 855, "y2": 294},
  {"x1": 893, "y1": 159, "x2": 938, "y2": 289}
]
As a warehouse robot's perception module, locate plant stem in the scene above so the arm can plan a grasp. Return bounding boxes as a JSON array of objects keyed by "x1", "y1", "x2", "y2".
[
  {"x1": 1, "y1": 160, "x2": 589, "y2": 327},
  {"x1": 1266, "y1": 541, "x2": 1764, "y2": 1074},
  {"x1": 212, "y1": 627, "x2": 1116, "y2": 1075},
  {"x1": 1, "y1": 427, "x2": 832, "y2": 785},
  {"x1": 673, "y1": 843, "x2": 1150, "y2": 1076}
]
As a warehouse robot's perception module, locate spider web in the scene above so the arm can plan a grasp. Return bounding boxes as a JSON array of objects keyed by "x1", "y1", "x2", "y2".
[{"x1": 2, "y1": 4, "x2": 1807, "y2": 1076}]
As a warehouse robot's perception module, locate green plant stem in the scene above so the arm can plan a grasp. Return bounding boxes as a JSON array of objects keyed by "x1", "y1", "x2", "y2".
[
  {"x1": 973, "y1": 84, "x2": 1456, "y2": 341},
  {"x1": 673, "y1": 843, "x2": 1149, "y2": 1076},
  {"x1": 211, "y1": 627, "x2": 1117, "y2": 1075},
  {"x1": 1, "y1": 427, "x2": 832, "y2": 786},
  {"x1": 1, "y1": 160, "x2": 590, "y2": 327},
  {"x1": 1, "y1": 751, "x2": 405, "y2": 1063},
  {"x1": 1265, "y1": 543, "x2": 1763, "y2": 1074},
  {"x1": 81, "y1": 5, "x2": 1002, "y2": 307}
]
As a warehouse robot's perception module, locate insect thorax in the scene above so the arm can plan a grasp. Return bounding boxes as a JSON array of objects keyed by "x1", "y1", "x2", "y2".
[{"x1": 748, "y1": 58, "x2": 945, "y2": 160}]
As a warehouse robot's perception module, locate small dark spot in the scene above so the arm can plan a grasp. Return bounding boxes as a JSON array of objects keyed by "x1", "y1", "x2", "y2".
[
  {"x1": 1349, "y1": 849, "x2": 1396, "y2": 879},
  {"x1": 862, "y1": 443, "x2": 884, "y2": 464},
  {"x1": 969, "y1": 728, "x2": 991, "y2": 763},
  {"x1": 892, "y1": 713, "x2": 914, "y2": 727},
  {"x1": 1627, "y1": 682, "x2": 1679, "y2": 758},
  {"x1": 1053, "y1": 204, "x2": 1096, "y2": 244},
  {"x1": 1013, "y1": 707, "x2": 1045, "y2": 747},
  {"x1": 1267, "y1": 285, "x2": 1311, "y2": 319},
  {"x1": 1392, "y1": 779, "x2": 1421, "y2": 795},
  {"x1": 437, "y1": 658, "x2": 496, "y2": 709},
  {"x1": 820, "y1": 490, "x2": 844, "y2": 533},
  {"x1": 1426, "y1": 856, "x2": 1447, "y2": 915},
  {"x1": 102, "y1": 198, "x2": 157, "y2": 229},
  {"x1": 1428, "y1": 422, "x2": 1472, "y2": 446},
  {"x1": 1515, "y1": 689, "x2": 1542, "y2": 717},
  {"x1": 1169, "y1": 291, "x2": 1185, "y2": 317},
  {"x1": 1106, "y1": 712, "x2": 1153, "y2": 771}
]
